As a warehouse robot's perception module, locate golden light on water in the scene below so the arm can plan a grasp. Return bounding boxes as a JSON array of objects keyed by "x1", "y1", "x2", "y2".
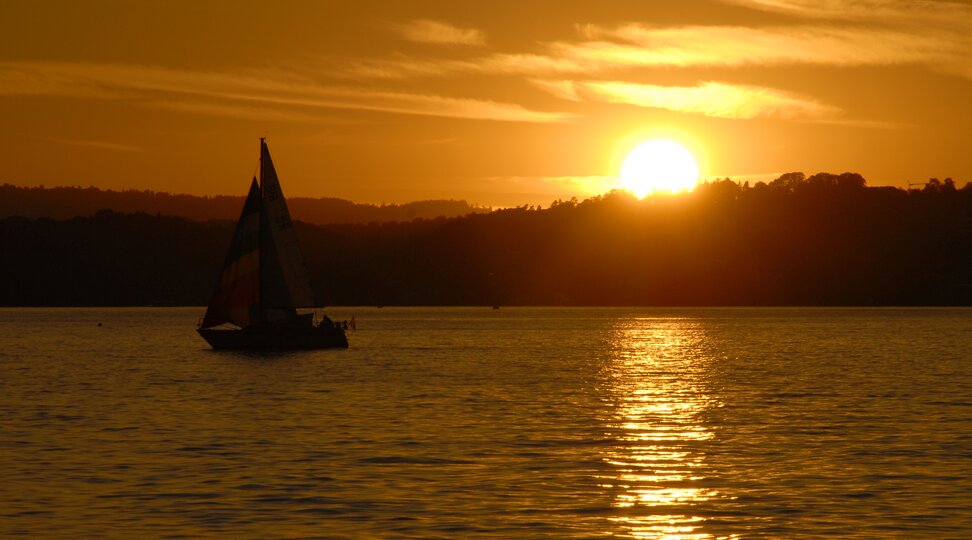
[{"x1": 602, "y1": 317, "x2": 733, "y2": 540}]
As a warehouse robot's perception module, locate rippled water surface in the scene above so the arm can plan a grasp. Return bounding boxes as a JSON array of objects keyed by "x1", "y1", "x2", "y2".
[{"x1": 2, "y1": 307, "x2": 971, "y2": 538}]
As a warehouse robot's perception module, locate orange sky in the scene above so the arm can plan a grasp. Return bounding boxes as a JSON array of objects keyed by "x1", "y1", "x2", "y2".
[{"x1": 2, "y1": 0, "x2": 970, "y2": 207}]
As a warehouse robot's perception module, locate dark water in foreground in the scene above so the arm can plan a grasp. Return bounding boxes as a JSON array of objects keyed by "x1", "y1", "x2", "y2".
[{"x1": 1, "y1": 307, "x2": 971, "y2": 538}]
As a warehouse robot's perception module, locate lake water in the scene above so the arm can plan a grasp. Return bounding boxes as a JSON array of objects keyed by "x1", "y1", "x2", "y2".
[{"x1": 1, "y1": 307, "x2": 971, "y2": 538}]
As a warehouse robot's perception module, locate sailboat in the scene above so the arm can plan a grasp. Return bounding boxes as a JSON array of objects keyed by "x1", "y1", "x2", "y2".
[{"x1": 197, "y1": 139, "x2": 348, "y2": 350}]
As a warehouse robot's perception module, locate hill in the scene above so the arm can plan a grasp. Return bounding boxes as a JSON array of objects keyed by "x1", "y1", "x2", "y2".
[
  {"x1": 0, "y1": 184, "x2": 488, "y2": 225},
  {"x1": 1, "y1": 173, "x2": 970, "y2": 306}
]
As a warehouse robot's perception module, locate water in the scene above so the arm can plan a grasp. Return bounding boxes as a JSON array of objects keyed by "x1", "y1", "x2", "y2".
[{"x1": 1, "y1": 307, "x2": 971, "y2": 538}]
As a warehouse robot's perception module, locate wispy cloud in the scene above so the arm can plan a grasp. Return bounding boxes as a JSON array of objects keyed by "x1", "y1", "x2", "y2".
[
  {"x1": 533, "y1": 79, "x2": 841, "y2": 120},
  {"x1": 50, "y1": 138, "x2": 140, "y2": 152},
  {"x1": 0, "y1": 63, "x2": 123, "y2": 98},
  {"x1": 721, "y1": 0, "x2": 972, "y2": 24},
  {"x1": 397, "y1": 19, "x2": 486, "y2": 47},
  {"x1": 0, "y1": 61, "x2": 572, "y2": 124},
  {"x1": 552, "y1": 24, "x2": 957, "y2": 72},
  {"x1": 339, "y1": 54, "x2": 449, "y2": 80},
  {"x1": 331, "y1": 12, "x2": 969, "y2": 130},
  {"x1": 710, "y1": 1, "x2": 971, "y2": 77},
  {"x1": 151, "y1": 99, "x2": 333, "y2": 124},
  {"x1": 339, "y1": 53, "x2": 579, "y2": 81},
  {"x1": 349, "y1": 6, "x2": 970, "y2": 80}
]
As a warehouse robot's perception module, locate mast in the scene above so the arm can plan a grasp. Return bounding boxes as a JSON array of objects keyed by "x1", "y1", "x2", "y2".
[{"x1": 257, "y1": 137, "x2": 266, "y2": 324}]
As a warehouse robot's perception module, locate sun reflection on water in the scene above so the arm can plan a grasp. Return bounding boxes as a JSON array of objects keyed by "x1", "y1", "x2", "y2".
[{"x1": 601, "y1": 317, "x2": 734, "y2": 540}]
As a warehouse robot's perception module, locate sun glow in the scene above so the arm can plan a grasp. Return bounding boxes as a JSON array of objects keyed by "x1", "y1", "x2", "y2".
[{"x1": 620, "y1": 139, "x2": 700, "y2": 198}]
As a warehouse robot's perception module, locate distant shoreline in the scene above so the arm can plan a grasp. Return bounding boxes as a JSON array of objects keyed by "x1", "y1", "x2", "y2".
[
  {"x1": 3, "y1": 176, "x2": 971, "y2": 307},
  {"x1": 0, "y1": 183, "x2": 489, "y2": 226}
]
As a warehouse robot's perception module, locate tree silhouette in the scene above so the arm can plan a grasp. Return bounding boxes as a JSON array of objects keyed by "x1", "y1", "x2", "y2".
[{"x1": 1, "y1": 173, "x2": 970, "y2": 306}]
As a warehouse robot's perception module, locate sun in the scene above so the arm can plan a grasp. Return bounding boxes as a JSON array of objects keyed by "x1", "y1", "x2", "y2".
[{"x1": 620, "y1": 139, "x2": 700, "y2": 198}]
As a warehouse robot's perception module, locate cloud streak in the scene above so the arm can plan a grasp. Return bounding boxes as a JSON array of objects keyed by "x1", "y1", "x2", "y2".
[
  {"x1": 541, "y1": 24, "x2": 959, "y2": 73},
  {"x1": 347, "y1": 4, "x2": 970, "y2": 81},
  {"x1": 533, "y1": 80, "x2": 840, "y2": 120},
  {"x1": 397, "y1": 19, "x2": 486, "y2": 46},
  {"x1": 50, "y1": 138, "x2": 141, "y2": 152},
  {"x1": 151, "y1": 99, "x2": 335, "y2": 124},
  {"x1": 5, "y1": 4, "x2": 964, "y2": 133},
  {"x1": 568, "y1": 2, "x2": 972, "y2": 77},
  {"x1": 722, "y1": 0, "x2": 972, "y2": 24},
  {"x1": 0, "y1": 61, "x2": 572, "y2": 124},
  {"x1": 335, "y1": 5, "x2": 969, "y2": 125}
]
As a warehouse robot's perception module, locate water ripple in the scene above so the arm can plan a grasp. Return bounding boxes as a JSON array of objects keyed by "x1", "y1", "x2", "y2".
[{"x1": 0, "y1": 307, "x2": 970, "y2": 538}]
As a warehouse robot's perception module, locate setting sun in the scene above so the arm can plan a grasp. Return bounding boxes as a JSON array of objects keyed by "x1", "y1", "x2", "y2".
[{"x1": 620, "y1": 139, "x2": 700, "y2": 198}]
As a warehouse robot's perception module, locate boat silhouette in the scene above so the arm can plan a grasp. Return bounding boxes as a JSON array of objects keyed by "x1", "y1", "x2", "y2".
[{"x1": 197, "y1": 139, "x2": 348, "y2": 350}]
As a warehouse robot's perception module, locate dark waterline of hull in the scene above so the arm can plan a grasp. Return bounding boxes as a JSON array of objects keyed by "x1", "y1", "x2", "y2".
[{"x1": 197, "y1": 326, "x2": 348, "y2": 350}]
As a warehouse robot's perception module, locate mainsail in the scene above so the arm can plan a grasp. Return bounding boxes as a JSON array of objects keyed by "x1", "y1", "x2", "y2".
[
  {"x1": 200, "y1": 140, "x2": 317, "y2": 328},
  {"x1": 258, "y1": 140, "x2": 317, "y2": 321}
]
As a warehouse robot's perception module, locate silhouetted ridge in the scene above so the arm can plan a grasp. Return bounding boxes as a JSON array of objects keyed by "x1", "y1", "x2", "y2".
[
  {"x1": 1, "y1": 173, "x2": 970, "y2": 306},
  {"x1": 0, "y1": 184, "x2": 487, "y2": 224}
]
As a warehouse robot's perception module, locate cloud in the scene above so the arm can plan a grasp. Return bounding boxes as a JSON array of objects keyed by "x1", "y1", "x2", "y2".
[
  {"x1": 721, "y1": 0, "x2": 971, "y2": 24},
  {"x1": 341, "y1": 52, "x2": 583, "y2": 81},
  {"x1": 0, "y1": 63, "x2": 123, "y2": 98},
  {"x1": 50, "y1": 138, "x2": 140, "y2": 152},
  {"x1": 533, "y1": 80, "x2": 841, "y2": 120},
  {"x1": 348, "y1": 7, "x2": 970, "y2": 80},
  {"x1": 713, "y1": 0, "x2": 972, "y2": 77},
  {"x1": 529, "y1": 79, "x2": 584, "y2": 102},
  {"x1": 0, "y1": 61, "x2": 572, "y2": 124},
  {"x1": 151, "y1": 99, "x2": 333, "y2": 124},
  {"x1": 551, "y1": 24, "x2": 957, "y2": 71},
  {"x1": 247, "y1": 88, "x2": 574, "y2": 123},
  {"x1": 397, "y1": 19, "x2": 486, "y2": 46},
  {"x1": 339, "y1": 55, "x2": 449, "y2": 80}
]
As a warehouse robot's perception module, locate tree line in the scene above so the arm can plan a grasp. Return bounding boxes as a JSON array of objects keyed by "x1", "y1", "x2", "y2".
[
  {"x1": 0, "y1": 183, "x2": 486, "y2": 225},
  {"x1": 1, "y1": 173, "x2": 970, "y2": 306}
]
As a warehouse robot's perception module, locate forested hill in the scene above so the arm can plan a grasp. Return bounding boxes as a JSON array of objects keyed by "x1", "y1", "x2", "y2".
[
  {"x1": 1, "y1": 173, "x2": 971, "y2": 306},
  {"x1": 0, "y1": 184, "x2": 487, "y2": 225}
]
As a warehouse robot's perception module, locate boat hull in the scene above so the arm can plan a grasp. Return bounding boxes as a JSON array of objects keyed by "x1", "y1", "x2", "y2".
[{"x1": 198, "y1": 326, "x2": 348, "y2": 350}]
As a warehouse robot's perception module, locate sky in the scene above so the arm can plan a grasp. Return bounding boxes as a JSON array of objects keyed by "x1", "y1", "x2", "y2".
[{"x1": 2, "y1": 0, "x2": 970, "y2": 207}]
